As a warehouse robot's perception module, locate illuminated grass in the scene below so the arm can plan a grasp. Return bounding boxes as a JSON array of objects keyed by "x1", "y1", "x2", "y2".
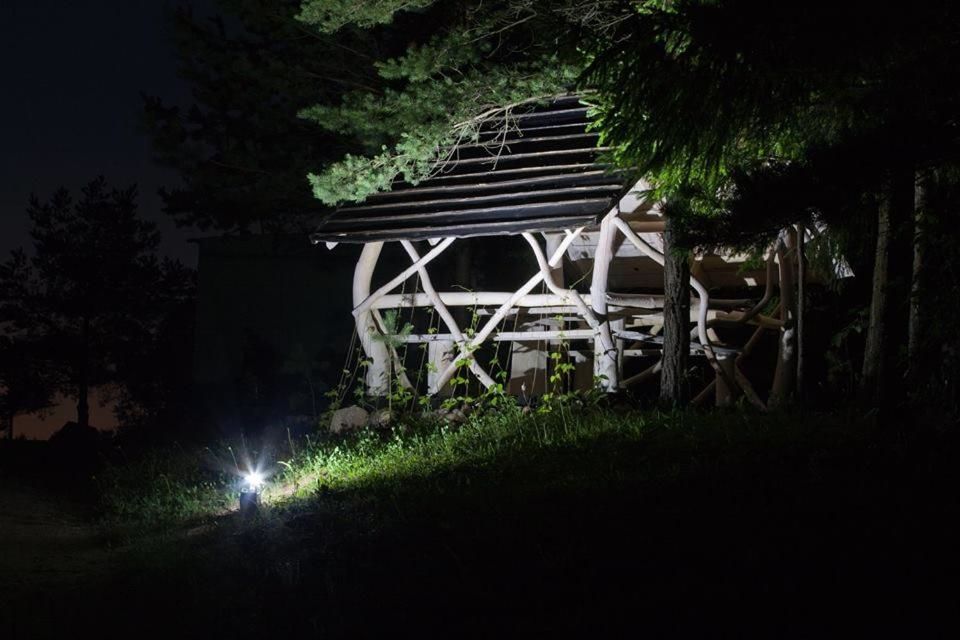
[
  {"x1": 99, "y1": 402, "x2": 853, "y2": 537},
  {"x1": 100, "y1": 405, "x2": 655, "y2": 531},
  {"x1": 273, "y1": 407, "x2": 652, "y2": 497}
]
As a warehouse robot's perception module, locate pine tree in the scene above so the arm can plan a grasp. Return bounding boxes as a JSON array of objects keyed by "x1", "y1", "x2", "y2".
[
  {"x1": 583, "y1": 0, "x2": 960, "y2": 409},
  {"x1": 0, "y1": 178, "x2": 192, "y2": 428},
  {"x1": 0, "y1": 334, "x2": 55, "y2": 439},
  {"x1": 143, "y1": 0, "x2": 391, "y2": 232},
  {"x1": 295, "y1": 0, "x2": 625, "y2": 205}
]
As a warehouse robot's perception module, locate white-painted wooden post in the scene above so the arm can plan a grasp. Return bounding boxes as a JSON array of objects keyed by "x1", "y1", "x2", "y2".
[
  {"x1": 427, "y1": 341, "x2": 455, "y2": 396},
  {"x1": 352, "y1": 242, "x2": 390, "y2": 396},
  {"x1": 590, "y1": 212, "x2": 619, "y2": 391}
]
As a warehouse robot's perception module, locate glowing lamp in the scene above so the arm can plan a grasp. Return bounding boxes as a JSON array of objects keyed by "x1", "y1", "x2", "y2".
[
  {"x1": 243, "y1": 471, "x2": 265, "y2": 491},
  {"x1": 239, "y1": 470, "x2": 264, "y2": 515}
]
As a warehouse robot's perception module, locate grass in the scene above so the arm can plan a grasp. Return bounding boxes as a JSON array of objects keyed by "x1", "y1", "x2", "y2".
[
  {"x1": 97, "y1": 445, "x2": 235, "y2": 534},
  {"x1": 7, "y1": 403, "x2": 960, "y2": 637},
  {"x1": 97, "y1": 402, "x2": 851, "y2": 533},
  {"x1": 279, "y1": 405, "x2": 653, "y2": 492}
]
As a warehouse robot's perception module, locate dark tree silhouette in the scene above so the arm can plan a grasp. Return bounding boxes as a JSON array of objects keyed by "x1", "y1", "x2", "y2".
[
  {"x1": 0, "y1": 334, "x2": 56, "y2": 439},
  {"x1": 584, "y1": 0, "x2": 960, "y2": 410},
  {"x1": 142, "y1": 0, "x2": 391, "y2": 233},
  {"x1": 0, "y1": 177, "x2": 193, "y2": 429}
]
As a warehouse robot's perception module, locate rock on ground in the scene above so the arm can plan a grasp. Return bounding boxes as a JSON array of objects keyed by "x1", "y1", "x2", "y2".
[{"x1": 328, "y1": 405, "x2": 369, "y2": 434}]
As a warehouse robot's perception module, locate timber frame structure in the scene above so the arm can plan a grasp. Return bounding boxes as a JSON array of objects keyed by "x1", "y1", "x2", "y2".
[{"x1": 311, "y1": 95, "x2": 811, "y2": 407}]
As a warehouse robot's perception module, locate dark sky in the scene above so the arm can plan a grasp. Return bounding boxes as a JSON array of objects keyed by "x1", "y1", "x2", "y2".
[
  {"x1": 0, "y1": 0, "x2": 203, "y2": 266},
  {"x1": 1, "y1": 0, "x2": 213, "y2": 438}
]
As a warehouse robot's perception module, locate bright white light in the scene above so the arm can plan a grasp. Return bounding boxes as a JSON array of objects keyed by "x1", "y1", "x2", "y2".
[
  {"x1": 243, "y1": 471, "x2": 265, "y2": 491},
  {"x1": 744, "y1": 277, "x2": 757, "y2": 287}
]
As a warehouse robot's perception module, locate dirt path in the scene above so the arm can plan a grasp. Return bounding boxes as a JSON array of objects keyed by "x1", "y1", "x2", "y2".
[{"x1": 0, "y1": 482, "x2": 111, "y2": 599}]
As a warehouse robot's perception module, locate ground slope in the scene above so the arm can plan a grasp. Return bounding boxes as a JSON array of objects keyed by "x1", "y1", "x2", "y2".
[{"x1": 2, "y1": 410, "x2": 959, "y2": 638}]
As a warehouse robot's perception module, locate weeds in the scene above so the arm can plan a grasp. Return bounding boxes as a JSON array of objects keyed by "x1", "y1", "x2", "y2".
[
  {"x1": 97, "y1": 401, "x2": 862, "y2": 537},
  {"x1": 97, "y1": 445, "x2": 235, "y2": 533}
]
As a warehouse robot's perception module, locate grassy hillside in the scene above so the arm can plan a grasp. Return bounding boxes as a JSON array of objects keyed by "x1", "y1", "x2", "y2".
[{"x1": 4, "y1": 406, "x2": 959, "y2": 637}]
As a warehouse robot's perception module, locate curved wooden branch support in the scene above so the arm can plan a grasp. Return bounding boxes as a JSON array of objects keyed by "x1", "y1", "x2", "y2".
[
  {"x1": 590, "y1": 210, "x2": 621, "y2": 391},
  {"x1": 353, "y1": 237, "x2": 456, "y2": 317},
  {"x1": 611, "y1": 215, "x2": 747, "y2": 404},
  {"x1": 432, "y1": 227, "x2": 586, "y2": 391},
  {"x1": 353, "y1": 243, "x2": 403, "y2": 395},
  {"x1": 521, "y1": 232, "x2": 611, "y2": 348},
  {"x1": 400, "y1": 240, "x2": 496, "y2": 391},
  {"x1": 733, "y1": 301, "x2": 782, "y2": 410},
  {"x1": 709, "y1": 247, "x2": 780, "y2": 328},
  {"x1": 694, "y1": 302, "x2": 782, "y2": 408},
  {"x1": 610, "y1": 216, "x2": 732, "y2": 375}
]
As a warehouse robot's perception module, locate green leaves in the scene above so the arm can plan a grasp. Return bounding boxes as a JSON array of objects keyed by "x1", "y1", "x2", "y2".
[
  {"x1": 376, "y1": 33, "x2": 481, "y2": 82},
  {"x1": 301, "y1": 58, "x2": 577, "y2": 205},
  {"x1": 297, "y1": 1, "x2": 586, "y2": 206},
  {"x1": 373, "y1": 309, "x2": 414, "y2": 348},
  {"x1": 297, "y1": 0, "x2": 438, "y2": 32}
]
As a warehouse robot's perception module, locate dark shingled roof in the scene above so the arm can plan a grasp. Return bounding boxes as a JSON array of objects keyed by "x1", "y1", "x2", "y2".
[{"x1": 310, "y1": 95, "x2": 633, "y2": 244}]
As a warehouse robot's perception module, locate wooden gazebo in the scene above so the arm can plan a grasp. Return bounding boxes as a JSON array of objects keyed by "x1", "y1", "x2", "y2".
[{"x1": 311, "y1": 95, "x2": 804, "y2": 407}]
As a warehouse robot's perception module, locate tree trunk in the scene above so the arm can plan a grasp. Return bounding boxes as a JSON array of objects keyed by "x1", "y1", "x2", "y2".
[
  {"x1": 861, "y1": 192, "x2": 892, "y2": 408},
  {"x1": 660, "y1": 216, "x2": 690, "y2": 407},
  {"x1": 770, "y1": 229, "x2": 796, "y2": 407},
  {"x1": 77, "y1": 316, "x2": 90, "y2": 428},
  {"x1": 907, "y1": 169, "x2": 930, "y2": 389}
]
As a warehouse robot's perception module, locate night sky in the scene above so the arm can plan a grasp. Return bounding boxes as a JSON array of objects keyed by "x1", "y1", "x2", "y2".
[
  {"x1": 2, "y1": 0, "x2": 211, "y2": 437},
  {"x1": 1, "y1": 0, "x2": 203, "y2": 266}
]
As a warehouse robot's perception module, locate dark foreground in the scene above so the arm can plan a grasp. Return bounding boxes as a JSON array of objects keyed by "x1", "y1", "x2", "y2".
[{"x1": 2, "y1": 411, "x2": 959, "y2": 638}]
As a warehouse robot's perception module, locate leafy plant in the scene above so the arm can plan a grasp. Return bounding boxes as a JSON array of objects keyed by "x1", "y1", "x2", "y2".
[{"x1": 372, "y1": 310, "x2": 415, "y2": 412}]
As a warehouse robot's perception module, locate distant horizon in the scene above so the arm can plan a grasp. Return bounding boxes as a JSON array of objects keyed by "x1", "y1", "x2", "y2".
[{"x1": 13, "y1": 389, "x2": 118, "y2": 441}]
